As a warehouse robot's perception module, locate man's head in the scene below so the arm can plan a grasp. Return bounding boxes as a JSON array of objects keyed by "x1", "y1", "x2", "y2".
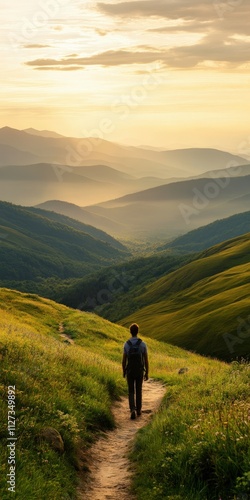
[{"x1": 130, "y1": 323, "x2": 139, "y2": 337}]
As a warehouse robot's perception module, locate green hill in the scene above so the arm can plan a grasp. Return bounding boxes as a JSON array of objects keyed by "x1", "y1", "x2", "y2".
[
  {"x1": 0, "y1": 288, "x2": 249, "y2": 499},
  {"x1": 27, "y1": 204, "x2": 127, "y2": 251},
  {"x1": 0, "y1": 201, "x2": 129, "y2": 282},
  {"x1": 120, "y1": 233, "x2": 250, "y2": 361},
  {"x1": 159, "y1": 210, "x2": 250, "y2": 253},
  {"x1": 58, "y1": 252, "x2": 190, "y2": 313}
]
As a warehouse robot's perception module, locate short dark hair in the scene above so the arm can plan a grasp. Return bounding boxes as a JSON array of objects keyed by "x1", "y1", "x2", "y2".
[{"x1": 130, "y1": 323, "x2": 139, "y2": 337}]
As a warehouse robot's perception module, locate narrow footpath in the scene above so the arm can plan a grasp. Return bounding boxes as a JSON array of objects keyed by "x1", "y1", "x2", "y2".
[{"x1": 78, "y1": 379, "x2": 166, "y2": 500}]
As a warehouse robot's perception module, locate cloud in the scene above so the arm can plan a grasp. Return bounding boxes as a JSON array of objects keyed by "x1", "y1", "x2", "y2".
[
  {"x1": 23, "y1": 44, "x2": 52, "y2": 49},
  {"x1": 97, "y1": 0, "x2": 217, "y2": 20},
  {"x1": 25, "y1": 49, "x2": 163, "y2": 70},
  {"x1": 52, "y1": 25, "x2": 64, "y2": 31},
  {"x1": 94, "y1": 0, "x2": 250, "y2": 72},
  {"x1": 149, "y1": 20, "x2": 213, "y2": 34},
  {"x1": 95, "y1": 28, "x2": 108, "y2": 36},
  {"x1": 25, "y1": 35, "x2": 250, "y2": 71},
  {"x1": 36, "y1": 65, "x2": 83, "y2": 71},
  {"x1": 167, "y1": 34, "x2": 250, "y2": 69},
  {"x1": 98, "y1": 0, "x2": 250, "y2": 36}
]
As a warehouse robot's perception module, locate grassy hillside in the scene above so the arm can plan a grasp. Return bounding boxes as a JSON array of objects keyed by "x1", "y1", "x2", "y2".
[
  {"x1": 160, "y1": 210, "x2": 250, "y2": 253},
  {"x1": 131, "y1": 359, "x2": 250, "y2": 500},
  {"x1": 121, "y1": 233, "x2": 250, "y2": 361},
  {"x1": 0, "y1": 288, "x2": 249, "y2": 499},
  {"x1": 1, "y1": 252, "x2": 191, "y2": 308},
  {"x1": 0, "y1": 288, "x2": 129, "y2": 499},
  {"x1": 35, "y1": 200, "x2": 126, "y2": 237},
  {"x1": 0, "y1": 201, "x2": 129, "y2": 282},
  {"x1": 57, "y1": 252, "x2": 191, "y2": 318},
  {"x1": 27, "y1": 205, "x2": 126, "y2": 250}
]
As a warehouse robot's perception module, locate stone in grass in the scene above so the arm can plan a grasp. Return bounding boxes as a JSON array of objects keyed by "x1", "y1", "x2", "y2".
[
  {"x1": 178, "y1": 367, "x2": 189, "y2": 374},
  {"x1": 38, "y1": 427, "x2": 64, "y2": 454}
]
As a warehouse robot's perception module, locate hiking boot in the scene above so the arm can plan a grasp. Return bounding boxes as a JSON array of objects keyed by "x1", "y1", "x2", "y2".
[
  {"x1": 137, "y1": 410, "x2": 141, "y2": 416},
  {"x1": 130, "y1": 410, "x2": 136, "y2": 420}
]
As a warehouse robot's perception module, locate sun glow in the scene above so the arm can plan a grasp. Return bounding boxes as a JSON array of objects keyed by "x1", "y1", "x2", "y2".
[{"x1": 1, "y1": 0, "x2": 250, "y2": 150}]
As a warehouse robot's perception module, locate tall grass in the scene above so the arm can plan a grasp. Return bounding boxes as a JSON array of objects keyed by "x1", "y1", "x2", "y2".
[
  {"x1": 131, "y1": 359, "x2": 250, "y2": 500},
  {"x1": 0, "y1": 290, "x2": 128, "y2": 499}
]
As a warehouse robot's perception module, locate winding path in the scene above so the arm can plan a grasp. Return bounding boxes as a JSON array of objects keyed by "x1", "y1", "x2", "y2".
[{"x1": 78, "y1": 379, "x2": 166, "y2": 500}]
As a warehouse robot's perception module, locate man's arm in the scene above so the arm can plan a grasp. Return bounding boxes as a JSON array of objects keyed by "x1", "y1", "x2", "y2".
[
  {"x1": 144, "y1": 350, "x2": 149, "y2": 380},
  {"x1": 122, "y1": 352, "x2": 127, "y2": 378}
]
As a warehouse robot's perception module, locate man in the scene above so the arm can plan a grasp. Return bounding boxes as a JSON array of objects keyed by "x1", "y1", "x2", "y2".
[{"x1": 122, "y1": 323, "x2": 149, "y2": 419}]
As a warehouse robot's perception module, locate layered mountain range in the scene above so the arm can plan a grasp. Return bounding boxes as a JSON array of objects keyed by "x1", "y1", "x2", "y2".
[{"x1": 0, "y1": 127, "x2": 249, "y2": 237}]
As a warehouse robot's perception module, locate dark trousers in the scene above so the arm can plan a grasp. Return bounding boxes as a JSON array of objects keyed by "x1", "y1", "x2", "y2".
[{"x1": 127, "y1": 373, "x2": 143, "y2": 412}]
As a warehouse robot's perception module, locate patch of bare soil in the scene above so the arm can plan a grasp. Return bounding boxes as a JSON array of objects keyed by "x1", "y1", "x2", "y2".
[
  {"x1": 78, "y1": 379, "x2": 165, "y2": 500},
  {"x1": 58, "y1": 322, "x2": 74, "y2": 345}
]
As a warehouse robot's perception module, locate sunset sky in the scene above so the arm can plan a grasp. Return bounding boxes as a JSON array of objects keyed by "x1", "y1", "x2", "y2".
[{"x1": 1, "y1": 0, "x2": 250, "y2": 151}]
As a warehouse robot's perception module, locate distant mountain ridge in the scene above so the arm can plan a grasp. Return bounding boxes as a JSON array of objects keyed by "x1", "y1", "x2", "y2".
[
  {"x1": 24, "y1": 127, "x2": 65, "y2": 139},
  {"x1": 0, "y1": 127, "x2": 247, "y2": 177},
  {"x1": 81, "y1": 174, "x2": 250, "y2": 238},
  {"x1": 0, "y1": 126, "x2": 249, "y2": 239},
  {"x1": 0, "y1": 143, "x2": 41, "y2": 166},
  {"x1": 0, "y1": 161, "x2": 170, "y2": 206},
  {"x1": 34, "y1": 173, "x2": 250, "y2": 241}
]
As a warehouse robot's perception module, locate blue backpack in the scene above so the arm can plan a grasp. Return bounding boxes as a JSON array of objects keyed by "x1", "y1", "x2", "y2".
[{"x1": 127, "y1": 338, "x2": 144, "y2": 377}]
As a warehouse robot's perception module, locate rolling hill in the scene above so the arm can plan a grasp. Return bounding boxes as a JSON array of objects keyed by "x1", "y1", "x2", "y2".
[
  {"x1": 27, "y1": 205, "x2": 126, "y2": 250},
  {"x1": 57, "y1": 251, "x2": 190, "y2": 313},
  {"x1": 35, "y1": 200, "x2": 127, "y2": 236},
  {"x1": 0, "y1": 201, "x2": 129, "y2": 282},
  {"x1": 82, "y1": 174, "x2": 250, "y2": 239},
  {"x1": 120, "y1": 233, "x2": 250, "y2": 361},
  {"x1": 159, "y1": 210, "x2": 250, "y2": 253},
  {"x1": 64, "y1": 212, "x2": 250, "y2": 324}
]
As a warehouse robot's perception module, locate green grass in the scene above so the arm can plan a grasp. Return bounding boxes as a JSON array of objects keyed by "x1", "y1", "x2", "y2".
[
  {"x1": 0, "y1": 287, "x2": 193, "y2": 499},
  {"x1": 57, "y1": 251, "x2": 190, "y2": 315},
  {"x1": 0, "y1": 288, "x2": 249, "y2": 499},
  {"x1": 121, "y1": 233, "x2": 250, "y2": 360},
  {"x1": 131, "y1": 360, "x2": 250, "y2": 500},
  {"x1": 0, "y1": 295, "x2": 123, "y2": 499},
  {"x1": 160, "y1": 209, "x2": 250, "y2": 253},
  {"x1": 0, "y1": 201, "x2": 129, "y2": 283}
]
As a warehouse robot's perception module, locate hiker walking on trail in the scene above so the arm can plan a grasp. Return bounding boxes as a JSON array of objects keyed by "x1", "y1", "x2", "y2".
[{"x1": 122, "y1": 323, "x2": 149, "y2": 420}]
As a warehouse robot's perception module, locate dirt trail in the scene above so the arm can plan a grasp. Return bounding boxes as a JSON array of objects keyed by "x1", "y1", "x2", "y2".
[
  {"x1": 58, "y1": 322, "x2": 74, "y2": 345},
  {"x1": 78, "y1": 379, "x2": 166, "y2": 500}
]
